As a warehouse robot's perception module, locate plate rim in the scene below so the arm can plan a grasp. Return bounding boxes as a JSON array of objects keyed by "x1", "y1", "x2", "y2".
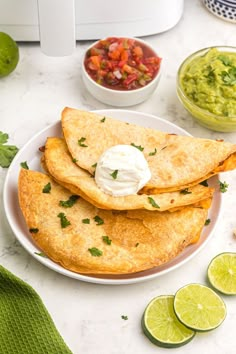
[{"x1": 3, "y1": 109, "x2": 222, "y2": 285}]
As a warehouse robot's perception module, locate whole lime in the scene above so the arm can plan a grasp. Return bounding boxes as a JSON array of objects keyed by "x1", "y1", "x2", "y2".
[{"x1": 0, "y1": 32, "x2": 19, "y2": 78}]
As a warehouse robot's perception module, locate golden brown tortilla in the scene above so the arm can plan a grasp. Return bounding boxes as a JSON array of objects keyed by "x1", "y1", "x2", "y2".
[
  {"x1": 43, "y1": 137, "x2": 214, "y2": 211},
  {"x1": 18, "y1": 169, "x2": 209, "y2": 275},
  {"x1": 61, "y1": 107, "x2": 236, "y2": 193}
]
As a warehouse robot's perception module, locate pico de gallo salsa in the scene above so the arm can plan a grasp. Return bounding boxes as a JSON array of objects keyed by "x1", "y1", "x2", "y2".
[{"x1": 84, "y1": 37, "x2": 162, "y2": 91}]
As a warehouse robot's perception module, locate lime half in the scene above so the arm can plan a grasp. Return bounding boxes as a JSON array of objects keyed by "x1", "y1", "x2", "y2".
[
  {"x1": 0, "y1": 32, "x2": 19, "y2": 78},
  {"x1": 142, "y1": 295, "x2": 196, "y2": 348},
  {"x1": 174, "y1": 283, "x2": 226, "y2": 332},
  {"x1": 208, "y1": 252, "x2": 236, "y2": 295}
]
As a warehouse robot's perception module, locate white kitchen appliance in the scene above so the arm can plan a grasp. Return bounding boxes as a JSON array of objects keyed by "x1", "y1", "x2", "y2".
[{"x1": 0, "y1": 0, "x2": 184, "y2": 56}]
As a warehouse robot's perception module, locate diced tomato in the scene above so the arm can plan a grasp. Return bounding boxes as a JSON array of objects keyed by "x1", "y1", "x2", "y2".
[{"x1": 132, "y1": 46, "x2": 143, "y2": 58}]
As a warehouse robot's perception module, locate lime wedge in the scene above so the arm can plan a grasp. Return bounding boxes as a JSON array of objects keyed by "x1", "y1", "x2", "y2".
[
  {"x1": 0, "y1": 32, "x2": 19, "y2": 78},
  {"x1": 174, "y1": 283, "x2": 226, "y2": 332},
  {"x1": 208, "y1": 252, "x2": 236, "y2": 295},
  {"x1": 142, "y1": 295, "x2": 196, "y2": 348}
]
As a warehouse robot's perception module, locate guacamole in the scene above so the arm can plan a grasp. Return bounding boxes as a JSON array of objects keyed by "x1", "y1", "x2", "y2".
[{"x1": 180, "y1": 48, "x2": 236, "y2": 117}]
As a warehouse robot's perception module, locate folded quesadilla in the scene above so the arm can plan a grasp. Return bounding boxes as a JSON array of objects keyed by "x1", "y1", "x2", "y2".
[
  {"x1": 18, "y1": 169, "x2": 209, "y2": 275},
  {"x1": 43, "y1": 137, "x2": 214, "y2": 211},
  {"x1": 61, "y1": 107, "x2": 236, "y2": 193}
]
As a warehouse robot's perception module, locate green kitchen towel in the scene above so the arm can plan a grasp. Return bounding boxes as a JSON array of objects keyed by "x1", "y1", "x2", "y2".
[{"x1": 0, "y1": 265, "x2": 73, "y2": 354}]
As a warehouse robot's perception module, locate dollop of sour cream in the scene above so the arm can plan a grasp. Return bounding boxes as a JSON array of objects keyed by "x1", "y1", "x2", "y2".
[{"x1": 95, "y1": 145, "x2": 151, "y2": 197}]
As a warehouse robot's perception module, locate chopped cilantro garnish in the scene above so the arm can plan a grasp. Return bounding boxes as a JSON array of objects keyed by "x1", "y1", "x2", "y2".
[
  {"x1": 59, "y1": 195, "x2": 79, "y2": 208},
  {"x1": 200, "y1": 180, "x2": 208, "y2": 187},
  {"x1": 78, "y1": 137, "x2": 88, "y2": 147},
  {"x1": 205, "y1": 65, "x2": 215, "y2": 84},
  {"x1": 20, "y1": 161, "x2": 29, "y2": 170},
  {"x1": 180, "y1": 188, "x2": 192, "y2": 195},
  {"x1": 94, "y1": 215, "x2": 104, "y2": 225},
  {"x1": 34, "y1": 252, "x2": 47, "y2": 258},
  {"x1": 219, "y1": 180, "x2": 229, "y2": 193},
  {"x1": 218, "y1": 55, "x2": 232, "y2": 66},
  {"x1": 82, "y1": 218, "x2": 90, "y2": 224},
  {"x1": 110, "y1": 169, "x2": 118, "y2": 179},
  {"x1": 0, "y1": 131, "x2": 19, "y2": 168},
  {"x1": 149, "y1": 148, "x2": 157, "y2": 156},
  {"x1": 130, "y1": 143, "x2": 144, "y2": 151},
  {"x1": 88, "y1": 247, "x2": 103, "y2": 257},
  {"x1": 221, "y1": 66, "x2": 236, "y2": 86},
  {"x1": 42, "y1": 182, "x2": 51, "y2": 194},
  {"x1": 148, "y1": 197, "x2": 160, "y2": 208},
  {"x1": 57, "y1": 212, "x2": 71, "y2": 228},
  {"x1": 29, "y1": 228, "x2": 39, "y2": 234},
  {"x1": 205, "y1": 219, "x2": 211, "y2": 226},
  {"x1": 72, "y1": 157, "x2": 78, "y2": 163},
  {"x1": 102, "y1": 236, "x2": 112, "y2": 245},
  {"x1": 92, "y1": 162, "x2": 97, "y2": 168},
  {"x1": 121, "y1": 315, "x2": 128, "y2": 320},
  {"x1": 100, "y1": 117, "x2": 106, "y2": 122}
]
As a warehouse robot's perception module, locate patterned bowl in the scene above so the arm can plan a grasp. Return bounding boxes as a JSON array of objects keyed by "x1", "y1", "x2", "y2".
[{"x1": 203, "y1": 0, "x2": 236, "y2": 23}]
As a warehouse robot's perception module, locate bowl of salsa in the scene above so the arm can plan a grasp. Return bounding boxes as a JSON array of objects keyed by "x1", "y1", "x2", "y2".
[{"x1": 82, "y1": 37, "x2": 162, "y2": 106}]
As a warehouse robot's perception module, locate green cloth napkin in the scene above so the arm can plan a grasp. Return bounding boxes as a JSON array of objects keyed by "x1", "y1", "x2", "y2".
[{"x1": 0, "y1": 265, "x2": 73, "y2": 354}]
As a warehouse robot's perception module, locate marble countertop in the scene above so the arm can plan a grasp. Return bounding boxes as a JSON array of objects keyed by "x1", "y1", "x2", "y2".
[{"x1": 1, "y1": 1, "x2": 236, "y2": 353}]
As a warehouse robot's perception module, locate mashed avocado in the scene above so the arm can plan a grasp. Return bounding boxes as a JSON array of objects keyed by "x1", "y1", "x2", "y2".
[{"x1": 180, "y1": 48, "x2": 236, "y2": 117}]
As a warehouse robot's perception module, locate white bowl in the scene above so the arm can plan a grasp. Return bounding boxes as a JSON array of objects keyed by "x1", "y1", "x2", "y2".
[{"x1": 81, "y1": 37, "x2": 162, "y2": 107}]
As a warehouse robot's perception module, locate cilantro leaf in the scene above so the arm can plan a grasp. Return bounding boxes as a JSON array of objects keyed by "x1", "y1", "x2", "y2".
[
  {"x1": 88, "y1": 247, "x2": 103, "y2": 257},
  {"x1": 110, "y1": 169, "x2": 118, "y2": 179},
  {"x1": 72, "y1": 157, "x2": 78, "y2": 163},
  {"x1": 200, "y1": 180, "x2": 208, "y2": 187},
  {"x1": 0, "y1": 131, "x2": 19, "y2": 168},
  {"x1": 149, "y1": 148, "x2": 157, "y2": 156},
  {"x1": 219, "y1": 180, "x2": 229, "y2": 193},
  {"x1": 218, "y1": 55, "x2": 232, "y2": 66},
  {"x1": 82, "y1": 218, "x2": 90, "y2": 224},
  {"x1": 131, "y1": 143, "x2": 144, "y2": 151},
  {"x1": 59, "y1": 195, "x2": 79, "y2": 208},
  {"x1": 78, "y1": 137, "x2": 88, "y2": 147},
  {"x1": 121, "y1": 315, "x2": 128, "y2": 320},
  {"x1": 221, "y1": 67, "x2": 236, "y2": 86},
  {"x1": 100, "y1": 117, "x2": 106, "y2": 122},
  {"x1": 42, "y1": 182, "x2": 51, "y2": 194},
  {"x1": 102, "y1": 236, "x2": 112, "y2": 245},
  {"x1": 180, "y1": 188, "x2": 192, "y2": 195},
  {"x1": 20, "y1": 161, "x2": 29, "y2": 170},
  {"x1": 34, "y1": 252, "x2": 47, "y2": 258},
  {"x1": 57, "y1": 212, "x2": 71, "y2": 228},
  {"x1": 148, "y1": 197, "x2": 160, "y2": 208},
  {"x1": 205, "y1": 219, "x2": 211, "y2": 226},
  {"x1": 92, "y1": 162, "x2": 97, "y2": 168},
  {"x1": 94, "y1": 215, "x2": 104, "y2": 225},
  {"x1": 29, "y1": 228, "x2": 39, "y2": 233}
]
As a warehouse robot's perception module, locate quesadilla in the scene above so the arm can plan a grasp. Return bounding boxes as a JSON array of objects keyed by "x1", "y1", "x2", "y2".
[
  {"x1": 61, "y1": 107, "x2": 236, "y2": 193},
  {"x1": 18, "y1": 169, "x2": 209, "y2": 275},
  {"x1": 43, "y1": 137, "x2": 214, "y2": 211}
]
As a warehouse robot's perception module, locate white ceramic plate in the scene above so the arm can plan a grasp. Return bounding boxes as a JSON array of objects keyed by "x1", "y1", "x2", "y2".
[{"x1": 3, "y1": 110, "x2": 222, "y2": 285}]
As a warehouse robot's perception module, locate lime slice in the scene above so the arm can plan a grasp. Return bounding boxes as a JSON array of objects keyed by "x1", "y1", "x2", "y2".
[
  {"x1": 0, "y1": 32, "x2": 19, "y2": 78},
  {"x1": 174, "y1": 283, "x2": 226, "y2": 332},
  {"x1": 142, "y1": 295, "x2": 196, "y2": 348},
  {"x1": 208, "y1": 252, "x2": 236, "y2": 295}
]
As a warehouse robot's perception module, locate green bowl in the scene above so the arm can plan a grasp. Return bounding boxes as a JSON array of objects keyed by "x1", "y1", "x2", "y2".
[{"x1": 176, "y1": 46, "x2": 236, "y2": 132}]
